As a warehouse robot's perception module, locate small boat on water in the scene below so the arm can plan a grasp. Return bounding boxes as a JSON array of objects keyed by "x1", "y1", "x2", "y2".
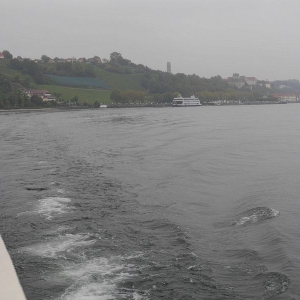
[{"x1": 172, "y1": 95, "x2": 201, "y2": 106}]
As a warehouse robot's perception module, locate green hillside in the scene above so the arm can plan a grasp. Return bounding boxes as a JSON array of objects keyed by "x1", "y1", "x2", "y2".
[
  {"x1": 3, "y1": 50, "x2": 299, "y2": 109},
  {"x1": 47, "y1": 75, "x2": 110, "y2": 89},
  {"x1": 0, "y1": 58, "x2": 146, "y2": 104},
  {"x1": 36, "y1": 84, "x2": 111, "y2": 104},
  {"x1": 93, "y1": 67, "x2": 144, "y2": 91},
  {"x1": 0, "y1": 59, "x2": 28, "y2": 81}
]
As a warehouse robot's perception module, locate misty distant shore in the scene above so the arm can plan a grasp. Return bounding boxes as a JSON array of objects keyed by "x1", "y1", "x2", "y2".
[{"x1": 1, "y1": 101, "x2": 296, "y2": 113}]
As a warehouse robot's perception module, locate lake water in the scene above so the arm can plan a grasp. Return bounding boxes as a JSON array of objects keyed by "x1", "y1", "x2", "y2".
[{"x1": 1, "y1": 104, "x2": 300, "y2": 299}]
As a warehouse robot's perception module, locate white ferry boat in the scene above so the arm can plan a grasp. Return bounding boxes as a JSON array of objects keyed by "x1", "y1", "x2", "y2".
[{"x1": 172, "y1": 95, "x2": 201, "y2": 106}]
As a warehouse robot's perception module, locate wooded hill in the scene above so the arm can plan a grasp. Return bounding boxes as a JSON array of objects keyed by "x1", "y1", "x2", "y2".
[{"x1": 0, "y1": 50, "x2": 299, "y2": 109}]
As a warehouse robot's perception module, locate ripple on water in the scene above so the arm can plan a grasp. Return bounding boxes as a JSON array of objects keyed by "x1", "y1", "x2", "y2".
[
  {"x1": 256, "y1": 272, "x2": 290, "y2": 299},
  {"x1": 234, "y1": 207, "x2": 279, "y2": 226}
]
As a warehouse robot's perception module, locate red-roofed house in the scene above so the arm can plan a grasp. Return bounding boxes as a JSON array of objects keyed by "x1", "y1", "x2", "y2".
[
  {"x1": 0, "y1": 52, "x2": 4, "y2": 59},
  {"x1": 26, "y1": 89, "x2": 56, "y2": 101}
]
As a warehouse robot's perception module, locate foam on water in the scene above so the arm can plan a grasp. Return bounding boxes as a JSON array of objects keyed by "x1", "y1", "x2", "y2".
[
  {"x1": 256, "y1": 272, "x2": 290, "y2": 298},
  {"x1": 60, "y1": 282, "x2": 116, "y2": 300},
  {"x1": 37, "y1": 160, "x2": 49, "y2": 167},
  {"x1": 37, "y1": 197, "x2": 72, "y2": 220},
  {"x1": 56, "y1": 188, "x2": 66, "y2": 194},
  {"x1": 46, "y1": 225, "x2": 73, "y2": 235},
  {"x1": 234, "y1": 207, "x2": 279, "y2": 226},
  {"x1": 21, "y1": 233, "x2": 95, "y2": 258},
  {"x1": 58, "y1": 255, "x2": 147, "y2": 300}
]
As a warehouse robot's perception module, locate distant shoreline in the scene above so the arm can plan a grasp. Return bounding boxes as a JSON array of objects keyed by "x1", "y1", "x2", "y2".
[
  {"x1": 0, "y1": 108, "x2": 59, "y2": 113},
  {"x1": 0, "y1": 101, "x2": 297, "y2": 113}
]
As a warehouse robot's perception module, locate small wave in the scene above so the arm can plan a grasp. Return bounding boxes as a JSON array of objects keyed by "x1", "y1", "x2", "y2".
[
  {"x1": 46, "y1": 225, "x2": 73, "y2": 235},
  {"x1": 255, "y1": 272, "x2": 290, "y2": 298},
  {"x1": 224, "y1": 262, "x2": 268, "y2": 275},
  {"x1": 20, "y1": 233, "x2": 96, "y2": 258},
  {"x1": 37, "y1": 197, "x2": 72, "y2": 220},
  {"x1": 56, "y1": 188, "x2": 66, "y2": 194},
  {"x1": 234, "y1": 207, "x2": 279, "y2": 226},
  {"x1": 57, "y1": 255, "x2": 147, "y2": 300},
  {"x1": 17, "y1": 197, "x2": 72, "y2": 220}
]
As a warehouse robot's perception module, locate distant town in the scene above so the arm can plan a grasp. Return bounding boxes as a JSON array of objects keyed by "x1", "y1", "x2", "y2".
[{"x1": 0, "y1": 50, "x2": 299, "y2": 109}]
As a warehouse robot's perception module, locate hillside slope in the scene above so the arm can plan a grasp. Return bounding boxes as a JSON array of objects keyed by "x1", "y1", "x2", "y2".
[{"x1": 0, "y1": 59, "x2": 147, "y2": 104}]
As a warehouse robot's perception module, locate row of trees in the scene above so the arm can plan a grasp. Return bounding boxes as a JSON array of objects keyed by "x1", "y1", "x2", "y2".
[
  {"x1": 0, "y1": 93, "x2": 57, "y2": 109},
  {"x1": 110, "y1": 89, "x2": 145, "y2": 104},
  {"x1": 141, "y1": 71, "x2": 229, "y2": 95},
  {"x1": 9, "y1": 59, "x2": 96, "y2": 84},
  {"x1": 0, "y1": 92, "x2": 57, "y2": 109},
  {"x1": 42, "y1": 61, "x2": 96, "y2": 77},
  {"x1": 0, "y1": 73, "x2": 57, "y2": 109},
  {"x1": 99, "y1": 52, "x2": 150, "y2": 74}
]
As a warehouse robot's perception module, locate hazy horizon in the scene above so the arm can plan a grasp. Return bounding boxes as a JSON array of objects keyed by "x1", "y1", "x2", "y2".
[{"x1": 1, "y1": 0, "x2": 299, "y2": 81}]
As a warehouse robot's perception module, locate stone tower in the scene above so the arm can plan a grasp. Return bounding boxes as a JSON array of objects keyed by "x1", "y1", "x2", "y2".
[{"x1": 167, "y1": 62, "x2": 171, "y2": 73}]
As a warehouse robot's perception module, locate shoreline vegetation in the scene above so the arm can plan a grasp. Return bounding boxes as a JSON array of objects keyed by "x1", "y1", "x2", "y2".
[
  {"x1": 0, "y1": 100, "x2": 294, "y2": 113},
  {"x1": 0, "y1": 50, "x2": 300, "y2": 110}
]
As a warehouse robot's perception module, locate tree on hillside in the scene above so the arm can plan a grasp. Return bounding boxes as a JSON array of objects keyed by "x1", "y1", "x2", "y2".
[
  {"x1": 93, "y1": 100, "x2": 100, "y2": 108},
  {"x1": 152, "y1": 93, "x2": 163, "y2": 103},
  {"x1": 22, "y1": 77, "x2": 31, "y2": 88},
  {"x1": 8, "y1": 58, "x2": 21, "y2": 69},
  {"x1": 70, "y1": 95, "x2": 78, "y2": 104},
  {"x1": 92, "y1": 56, "x2": 102, "y2": 64},
  {"x1": 2, "y1": 50, "x2": 13, "y2": 59},
  {"x1": 123, "y1": 90, "x2": 138, "y2": 103},
  {"x1": 30, "y1": 95, "x2": 44, "y2": 107},
  {"x1": 109, "y1": 52, "x2": 122, "y2": 64},
  {"x1": 0, "y1": 77, "x2": 12, "y2": 93},
  {"x1": 34, "y1": 71, "x2": 46, "y2": 84},
  {"x1": 41, "y1": 55, "x2": 50, "y2": 63},
  {"x1": 110, "y1": 89, "x2": 122, "y2": 104}
]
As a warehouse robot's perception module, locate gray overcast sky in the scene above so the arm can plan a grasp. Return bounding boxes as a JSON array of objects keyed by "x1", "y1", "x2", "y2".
[{"x1": 1, "y1": 0, "x2": 299, "y2": 80}]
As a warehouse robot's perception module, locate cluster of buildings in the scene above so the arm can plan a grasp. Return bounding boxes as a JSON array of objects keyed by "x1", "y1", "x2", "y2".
[
  {"x1": 271, "y1": 93, "x2": 298, "y2": 102},
  {"x1": 225, "y1": 73, "x2": 268, "y2": 89},
  {"x1": 2, "y1": 53, "x2": 300, "y2": 103},
  {"x1": 18, "y1": 56, "x2": 102, "y2": 64},
  {"x1": 25, "y1": 89, "x2": 56, "y2": 102},
  {"x1": 225, "y1": 73, "x2": 299, "y2": 102},
  {"x1": 0, "y1": 52, "x2": 103, "y2": 64},
  {"x1": 47, "y1": 56, "x2": 102, "y2": 64}
]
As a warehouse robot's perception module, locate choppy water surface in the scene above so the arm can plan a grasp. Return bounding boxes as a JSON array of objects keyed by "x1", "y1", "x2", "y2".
[{"x1": 1, "y1": 105, "x2": 300, "y2": 299}]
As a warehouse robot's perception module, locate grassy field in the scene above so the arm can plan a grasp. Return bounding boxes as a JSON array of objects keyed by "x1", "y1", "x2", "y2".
[
  {"x1": 48, "y1": 75, "x2": 110, "y2": 89},
  {"x1": 94, "y1": 67, "x2": 144, "y2": 91},
  {"x1": 36, "y1": 84, "x2": 111, "y2": 104},
  {"x1": 0, "y1": 59, "x2": 147, "y2": 104},
  {"x1": 0, "y1": 59, "x2": 31, "y2": 81}
]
